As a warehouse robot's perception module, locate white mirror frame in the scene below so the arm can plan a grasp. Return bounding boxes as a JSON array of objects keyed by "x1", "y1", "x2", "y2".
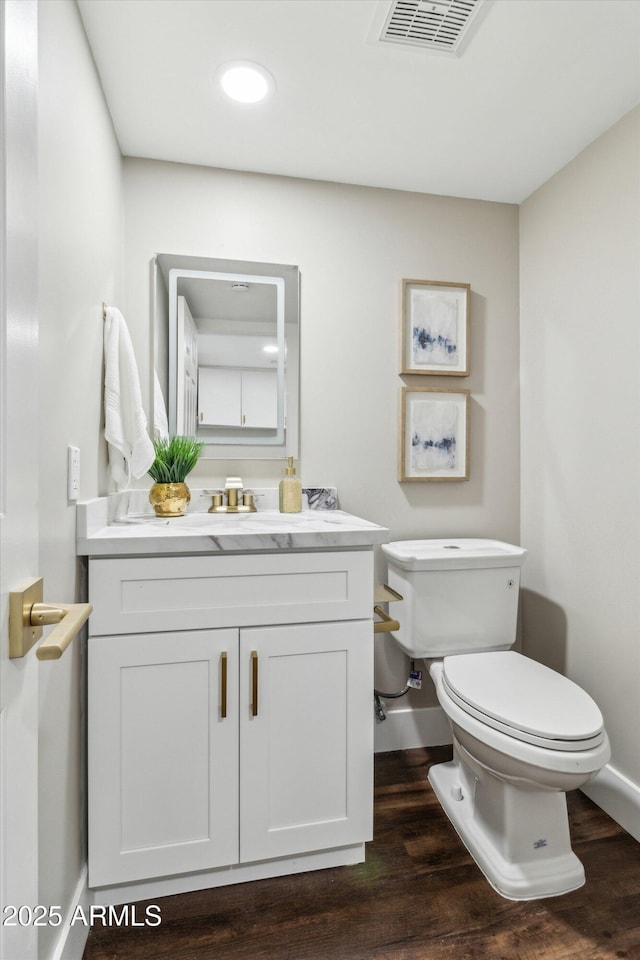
[{"x1": 154, "y1": 255, "x2": 299, "y2": 460}]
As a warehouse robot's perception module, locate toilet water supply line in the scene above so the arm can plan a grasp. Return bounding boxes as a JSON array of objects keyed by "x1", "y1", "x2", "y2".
[{"x1": 374, "y1": 659, "x2": 420, "y2": 723}]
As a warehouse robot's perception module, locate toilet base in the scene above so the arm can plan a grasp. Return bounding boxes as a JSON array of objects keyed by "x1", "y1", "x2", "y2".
[{"x1": 428, "y1": 756, "x2": 586, "y2": 900}]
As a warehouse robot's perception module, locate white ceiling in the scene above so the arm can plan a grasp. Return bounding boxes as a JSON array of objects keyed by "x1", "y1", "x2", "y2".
[{"x1": 77, "y1": 0, "x2": 640, "y2": 204}]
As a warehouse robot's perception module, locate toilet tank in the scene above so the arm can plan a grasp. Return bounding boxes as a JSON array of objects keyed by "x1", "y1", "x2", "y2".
[{"x1": 382, "y1": 539, "x2": 527, "y2": 658}]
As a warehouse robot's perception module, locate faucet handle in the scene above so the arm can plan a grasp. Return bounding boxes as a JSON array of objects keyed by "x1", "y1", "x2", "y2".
[{"x1": 205, "y1": 490, "x2": 224, "y2": 512}]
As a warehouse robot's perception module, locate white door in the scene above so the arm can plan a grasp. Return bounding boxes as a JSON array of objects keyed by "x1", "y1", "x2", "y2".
[
  {"x1": 0, "y1": 2, "x2": 40, "y2": 958},
  {"x1": 176, "y1": 295, "x2": 199, "y2": 434}
]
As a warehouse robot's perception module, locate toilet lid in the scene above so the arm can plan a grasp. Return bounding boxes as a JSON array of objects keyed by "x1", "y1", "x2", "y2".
[{"x1": 442, "y1": 651, "x2": 605, "y2": 751}]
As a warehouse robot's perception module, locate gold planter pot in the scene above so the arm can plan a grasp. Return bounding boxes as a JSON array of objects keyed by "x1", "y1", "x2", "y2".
[{"x1": 149, "y1": 482, "x2": 191, "y2": 517}]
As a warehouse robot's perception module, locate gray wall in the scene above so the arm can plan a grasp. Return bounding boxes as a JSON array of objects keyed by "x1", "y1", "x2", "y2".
[
  {"x1": 38, "y1": 0, "x2": 123, "y2": 952},
  {"x1": 520, "y1": 106, "x2": 640, "y2": 834}
]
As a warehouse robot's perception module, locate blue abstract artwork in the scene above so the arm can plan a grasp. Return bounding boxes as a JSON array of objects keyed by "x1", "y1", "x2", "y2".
[
  {"x1": 411, "y1": 292, "x2": 459, "y2": 368},
  {"x1": 410, "y1": 400, "x2": 459, "y2": 473}
]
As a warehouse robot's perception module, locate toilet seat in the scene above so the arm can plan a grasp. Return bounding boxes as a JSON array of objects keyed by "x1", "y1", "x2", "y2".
[{"x1": 442, "y1": 651, "x2": 605, "y2": 752}]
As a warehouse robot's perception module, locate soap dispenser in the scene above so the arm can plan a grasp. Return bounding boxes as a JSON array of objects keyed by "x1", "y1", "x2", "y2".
[{"x1": 279, "y1": 456, "x2": 302, "y2": 513}]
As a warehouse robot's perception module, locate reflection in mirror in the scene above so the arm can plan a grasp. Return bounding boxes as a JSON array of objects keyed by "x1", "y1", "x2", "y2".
[
  {"x1": 154, "y1": 255, "x2": 299, "y2": 459},
  {"x1": 171, "y1": 270, "x2": 284, "y2": 443}
]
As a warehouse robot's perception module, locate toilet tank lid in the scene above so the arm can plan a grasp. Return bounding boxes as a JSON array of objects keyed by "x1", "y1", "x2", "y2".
[{"x1": 382, "y1": 539, "x2": 527, "y2": 571}]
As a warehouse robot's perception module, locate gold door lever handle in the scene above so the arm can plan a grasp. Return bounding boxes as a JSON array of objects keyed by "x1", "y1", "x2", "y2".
[
  {"x1": 33, "y1": 602, "x2": 92, "y2": 660},
  {"x1": 9, "y1": 578, "x2": 92, "y2": 660}
]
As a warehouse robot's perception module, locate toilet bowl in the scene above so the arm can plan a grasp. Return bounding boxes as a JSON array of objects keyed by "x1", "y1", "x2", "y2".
[
  {"x1": 381, "y1": 538, "x2": 611, "y2": 900},
  {"x1": 428, "y1": 654, "x2": 610, "y2": 899}
]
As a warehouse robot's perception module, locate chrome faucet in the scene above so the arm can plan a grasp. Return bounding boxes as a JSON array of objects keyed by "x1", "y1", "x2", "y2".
[{"x1": 206, "y1": 477, "x2": 256, "y2": 513}]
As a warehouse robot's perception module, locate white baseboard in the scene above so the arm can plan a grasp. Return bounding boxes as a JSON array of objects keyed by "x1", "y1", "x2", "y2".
[
  {"x1": 582, "y1": 763, "x2": 640, "y2": 843},
  {"x1": 374, "y1": 705, "x2": 452, "y2": 753},
  {"x1": 50, "y1": 865, "x2": 91, "y2": 960}
]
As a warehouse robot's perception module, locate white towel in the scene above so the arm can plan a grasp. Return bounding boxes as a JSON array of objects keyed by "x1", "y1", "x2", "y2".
[
  {"x1": 104, "y1": 306, "x2": 155, "y2": 489},
  {"x1": 153, "y1": 369, "x2": 170, "y2": 440}
]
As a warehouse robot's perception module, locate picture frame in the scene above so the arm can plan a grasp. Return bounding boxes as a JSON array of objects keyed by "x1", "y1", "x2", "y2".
[
  {"x1": 401, "y1": 279, "x2": 470, "y2": 376},
  {"x1": 400, "y1": 387, "x2": 470, "y2": 482}
]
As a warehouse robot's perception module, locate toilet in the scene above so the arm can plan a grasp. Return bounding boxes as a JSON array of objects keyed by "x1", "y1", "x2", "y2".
[{"x1": 381, "y1": 538, "x2": 610, "y2": 901}]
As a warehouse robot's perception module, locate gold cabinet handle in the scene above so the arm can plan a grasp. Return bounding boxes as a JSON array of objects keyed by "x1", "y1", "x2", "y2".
[
  {"x1": 33, "y1": 602, "x2": 93, "y2": 660},
  {"x1": 9, "y1": 577, "x2": 92, "y2": 660},
  {"x1": 251, "y1": 650, "x2": 258, "y2": 717},
  {"x1": 220, "y1": 651, "x2": 228, "y2": 719}
]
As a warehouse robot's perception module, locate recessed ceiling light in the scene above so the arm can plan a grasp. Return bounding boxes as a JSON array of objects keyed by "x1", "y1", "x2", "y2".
[{"x1": 218, "y1": 61, "x2": 274, "y2": 104}]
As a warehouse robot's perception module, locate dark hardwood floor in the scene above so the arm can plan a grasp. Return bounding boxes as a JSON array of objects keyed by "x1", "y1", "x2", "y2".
[{"x1": 83, "y1": 747, "x2": 640, "y2": 960}]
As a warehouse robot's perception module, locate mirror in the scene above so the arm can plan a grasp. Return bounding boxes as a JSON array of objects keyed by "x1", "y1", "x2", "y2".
[{"x1": 154, "y1": 255, "x2": 299, "y2": 459}]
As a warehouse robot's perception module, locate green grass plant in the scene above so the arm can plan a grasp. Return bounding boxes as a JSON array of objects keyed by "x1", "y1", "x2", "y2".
[{"x1": 148, "y1": 435, "x2": 204, "y2": 484}]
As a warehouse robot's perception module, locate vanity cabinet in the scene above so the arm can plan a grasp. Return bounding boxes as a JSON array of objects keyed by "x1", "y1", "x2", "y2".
[{"x1": 87, "y1": 551, "x2": 374, "y2": 891}]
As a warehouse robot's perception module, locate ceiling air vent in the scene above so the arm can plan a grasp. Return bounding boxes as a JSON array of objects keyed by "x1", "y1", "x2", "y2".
[{"x1": 378, "y1": 0, "x2": 488, "y2": 55}]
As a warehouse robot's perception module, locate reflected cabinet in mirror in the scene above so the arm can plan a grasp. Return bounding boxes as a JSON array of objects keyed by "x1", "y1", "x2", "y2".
[{"x1": 154, "y1": 254, "x2": 300, "y2": 459}]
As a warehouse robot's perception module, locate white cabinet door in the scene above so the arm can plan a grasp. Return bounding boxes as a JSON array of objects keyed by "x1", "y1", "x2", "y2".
[
  {"x1": 242, "y1": 369, "x2": 278, "y2": 428},
  {"x1": 88, "y1": 629, "x2": 239, "y2": 886},
  {"x1": 239, "y1": 621, "x2": 373, "y2": 863},
  {"x1": 198, "y1": 366, "x2": 242, "y2": 426}
]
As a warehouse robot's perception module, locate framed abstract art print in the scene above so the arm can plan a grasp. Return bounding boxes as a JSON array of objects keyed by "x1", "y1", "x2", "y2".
[
  {"x1": 401, "y1": 280, "x2": 470, "y2": 376},
  {"x1": 400, "y1": 387, "x2": 470, "y2": 481}
]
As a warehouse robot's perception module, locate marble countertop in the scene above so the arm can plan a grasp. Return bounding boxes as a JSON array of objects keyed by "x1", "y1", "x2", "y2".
[{"x1": 77, "y1": 497, "x2": 389, "y2": 557}]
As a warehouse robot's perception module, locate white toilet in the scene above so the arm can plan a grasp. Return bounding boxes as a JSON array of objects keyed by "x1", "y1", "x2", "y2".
[{"x1": 382, "y1": 538, "x2": 610, "y2": 901}]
